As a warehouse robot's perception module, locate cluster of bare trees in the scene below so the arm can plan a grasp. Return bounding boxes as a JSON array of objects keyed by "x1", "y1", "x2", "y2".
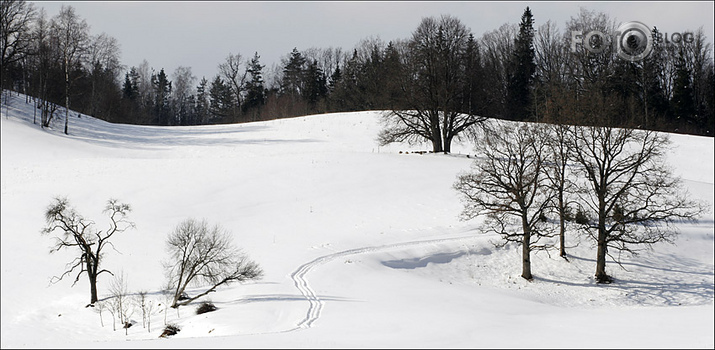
[
  {"x1": 535, "y1": 9, "x2": 714, "y2": 135},
  {"x1": 455, "y1": 119, "x2": 706, "y2": 283},
  {"x1": 41, "y1": 197, "x2": 262, "y2": 335},
  {"x1": 2, "y1": 2, "x2": 122, "y2": 132}
]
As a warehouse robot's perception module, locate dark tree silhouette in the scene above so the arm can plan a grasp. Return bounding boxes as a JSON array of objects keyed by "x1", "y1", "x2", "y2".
[{"x1": 42, "y1": 197, "x2": 134, "y2": 304}]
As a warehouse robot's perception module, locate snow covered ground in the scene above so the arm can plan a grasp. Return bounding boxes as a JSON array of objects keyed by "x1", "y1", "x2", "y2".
[{"x1": 1, "y1": 91, "x2": 713, "y2": 348}]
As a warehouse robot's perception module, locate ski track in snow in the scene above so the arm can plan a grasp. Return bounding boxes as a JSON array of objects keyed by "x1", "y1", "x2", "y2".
[{"x1": 289, "y1": 234, "x2": 476, "y2": 330}]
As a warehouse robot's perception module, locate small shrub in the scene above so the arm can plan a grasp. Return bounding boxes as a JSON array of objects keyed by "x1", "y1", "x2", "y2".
[
  {"x1": 574, "y1": 208, "x2": 590, "y2": 225},
  {"x1": 159, "y1": 324, "x2": 180, "y2": 338},
  {"x1": 196, "y1": 302, "x2": 217, "y2": 315}
]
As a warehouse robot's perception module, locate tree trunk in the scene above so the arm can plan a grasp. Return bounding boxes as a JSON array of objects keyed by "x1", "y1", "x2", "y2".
[
  {"x1": 430, "y1": 111, "x2": 443, "y2": 153},
  {"x1": 595, "y1": 228, "x2": 609, "y2": 283},
  {"x1": 595, "y1": 196, "x2": 611, "y2": 283},
  {"x1": 521, "y1": 213, "x2": 533, "y2": 280},
  {"x1": 558, "y1": 191, "x2": 566, "y2": 258},
  {"x1": 64, "y1": 55, "x2": 69, "y2": 135},
  {"x1": 88, "y1": 267, "x2": 98, "y2": 304},
  {"x1": 443, "y1": 134, "x2": 453, "y2": 154}
]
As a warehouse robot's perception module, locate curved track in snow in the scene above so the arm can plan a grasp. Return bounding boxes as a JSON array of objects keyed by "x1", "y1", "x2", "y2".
[{"x1": 289, "y1": 234, "x2": 478, "y2": 330}]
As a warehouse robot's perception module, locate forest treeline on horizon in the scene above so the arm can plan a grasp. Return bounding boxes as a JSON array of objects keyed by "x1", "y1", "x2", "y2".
[{"x1": 2, "y1": 1, "x2": 713, "y2": 136}]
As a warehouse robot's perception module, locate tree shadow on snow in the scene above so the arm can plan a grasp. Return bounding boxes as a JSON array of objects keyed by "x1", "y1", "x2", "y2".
[{"x1": 541, "y1": 253, "x2": 714, "y2": 306}]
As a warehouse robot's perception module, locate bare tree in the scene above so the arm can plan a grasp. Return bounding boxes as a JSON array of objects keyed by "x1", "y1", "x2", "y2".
[
  {"x1": 41, "y1": 197, "x2": 134, "y2": 304},
  {"x1": 380, "y1": 15, "x2": 487, "y2": 154},
  {"x1": 105, "y1": 298, "x2": 117, "y2": 331},
  {"x1": 136, "y1": 59, "x2": 153, "y2": 107},
  {"x1": 171, "y1": 66, "x2": 196, "y2": 125},
  {"x1": 94, "y1": 298, "x2": 107, "y2": 327},
  {"x1": 108, "y1": 271, "x2": 135, "y2": 335},
  {"x1": 85, "y1": 32, "x2": 121, "y2": 118},
  {"x1": 218, "y1": 52, "x2": 246, "y2": 117},
  {"x1": 164, "y1": 218, "x2": 263, "y2": 308},
  {"x1": 145, "y1": 296, "x2": 155, "y2": 333},
  {"x1": 1, "y1": 0, "x2": 36, "y2": 89},
  {"x1": 27, "y1": 8, "x2": 53, "y2": 127},
  {"x1": 137, "y1": 290, "x2": 148, "y2": 329},
  {"x1": 50, "y1": 5, "x2": 89, "y2": 134},
  {"x1": 563, "y1": 8, "x2": 617, "y2": 96},
  {"x1": 541, "y1": 117, "x2": 580, "y2": 259},
  {"x1": 569, "y1": 120, "x2": 706, "y2": 283},
  {"x1": 478, "y1": 22, "x2": 518, "y2": 119},
  {"x1": 454, "y1": 122, "x2": 556, "y2": 280},
  {"x1": 108, "y1": 271, "x2": 129, "y2": 332}
]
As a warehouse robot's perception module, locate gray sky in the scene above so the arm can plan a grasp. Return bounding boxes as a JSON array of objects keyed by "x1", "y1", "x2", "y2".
[{"x1": 34, "y1": 1, "x2": 715, "y2": 83}]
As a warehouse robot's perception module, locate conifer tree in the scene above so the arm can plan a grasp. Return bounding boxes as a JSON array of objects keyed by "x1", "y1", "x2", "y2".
[
  {"x1": 304, "y1": 59, "x2": 327, "y2": 111},
  {"x1": 505, "y1": 7, "x2": 536, "y2": 121},
  {"x1": 151, "y1": 68, "x2": 171, "y2": 125},
  {"x1": 209, "y1": 75, "x2": 232, "y2": 122},
  {"x1": 328, "y1": 63, "x2": 342, "y2": 94},
  {"x1": 382, "y1": 41, "x2": 404, "y2": 107},
  {"x1": 243, "y1": 52, "x2": 266, "y2": 114},
  {"x1": 122, "y1": 72, "x2": 135, "y2": 100},
  {"x1": 194, "y1": 77, "x2": 209, "y2": 124},
  {"x1": 281, "y1": 47, "x2": 306, "y2": 98}
]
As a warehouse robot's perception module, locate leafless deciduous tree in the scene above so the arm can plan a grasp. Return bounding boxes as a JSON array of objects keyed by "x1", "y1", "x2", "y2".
[
  {"x1": 1, "y1": 0, "x2": 36, "y2": 86},
  {"x1": 137, "y1": 290, "x2": 148, "y2": 329},
  {"x1": 171, "y1": 65, "x2": 196, "y2": 125},
  {"x1": 94, "y1": 298, "x2": 107, "y2": 328},
  {"x1": 454, "y1": 122, "x2": 556, "y2": 280},
  {"x1": 108, "y1": 271, "x2": 134, "y2": 335},
  {"x1": 218, "y1": 52, "x2": 246, "y2": 115},
  {"x1": 569, "y1": 123, "x2": 706, "y2": 283},
  {"x1": 50, "y1": 5, "x2": 89, "y2": 134},
  {"x1": 41, "y1": 197, "x2": 134, "y2": 304},
  {"x1": 85, "y1": 32, "x2": 121, "y2": 118},
  {"x1": 380, "y1": 15, "x2": 487, "y2": 154},
  {"x1": 145, "y1": 295, "x2": 155, "y2": 333},
  {"x1": 164, "y1": 218, "x2": 263, "y2": 308},
  {"x1": 544, "y1": 122, "x2": 578, "y2": 259}
]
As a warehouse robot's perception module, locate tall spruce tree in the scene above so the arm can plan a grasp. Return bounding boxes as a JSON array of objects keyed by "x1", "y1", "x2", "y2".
[
  {"x1": 151, "y1": 68, "x2": 171, "y2": 125},
  {"x1": 304, "y1": 59, "x2": 327, "y2": 111},
  {"x1": 209, "y1": 75, "x2": 232, "y2": 123},
  {"x1": 506, "y1": 7, "x2": 536, "y2": 121},
  {"x1": 122, "y1": 70, "x2": 138, "y2": 100},
  {"x1": 243, "y1": 52, "x2": 266, "y2": 115},
  {"x1": 281, "y1": 47, "x2": 306, "y2": 98},
  {"x1": 194, "y1": 77, "x2": 209, "y2": 124}
]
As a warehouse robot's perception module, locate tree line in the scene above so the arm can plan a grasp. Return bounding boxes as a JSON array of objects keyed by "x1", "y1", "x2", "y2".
[{"x1": 2, "y1": 2, "x2": 713, "y2": 136}]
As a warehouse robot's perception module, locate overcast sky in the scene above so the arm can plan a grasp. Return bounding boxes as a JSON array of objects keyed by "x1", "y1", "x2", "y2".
[{"x1": 33, "y1": 1, "x2": 715, "y2": 83}]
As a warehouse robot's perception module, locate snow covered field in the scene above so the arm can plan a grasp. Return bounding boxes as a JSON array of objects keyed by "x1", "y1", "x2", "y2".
[{"x1": 1, "y1": 91, "x2": 713, "y2": 348}]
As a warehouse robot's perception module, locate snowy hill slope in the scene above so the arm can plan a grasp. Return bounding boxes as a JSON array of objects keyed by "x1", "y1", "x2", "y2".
[{"x1": 1, "y1": 91, "x2": 713, "y2": 348}]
